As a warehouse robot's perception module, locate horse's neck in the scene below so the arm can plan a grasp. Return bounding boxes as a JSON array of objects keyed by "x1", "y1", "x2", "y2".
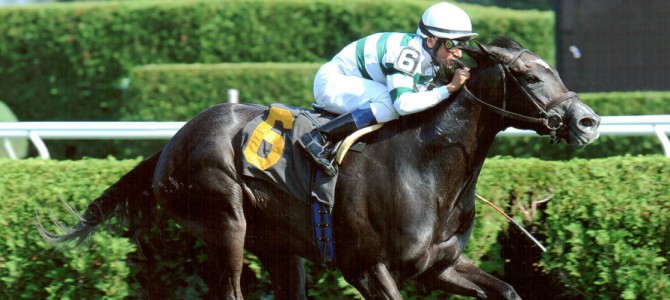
[
  {"x1": 458, "y1": 94, "x2": 503, "y2": 164},
  {"x1": 415, "y1": 92, "x2": 503, "y2": 172}
]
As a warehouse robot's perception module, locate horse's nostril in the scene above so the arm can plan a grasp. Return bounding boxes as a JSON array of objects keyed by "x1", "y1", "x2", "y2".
[{"x1": 579, "y1": 117, "x2": 596, "y2": 127}]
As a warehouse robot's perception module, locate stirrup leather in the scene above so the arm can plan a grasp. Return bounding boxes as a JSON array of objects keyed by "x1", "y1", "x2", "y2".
[{"x1": 299, "y1": 131, "x2": 337, "y2": 175}]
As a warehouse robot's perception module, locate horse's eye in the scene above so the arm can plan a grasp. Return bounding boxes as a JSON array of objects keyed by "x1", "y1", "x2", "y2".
[{"x1": 525, "y1": 75, "x2": 541, "y2": 84}]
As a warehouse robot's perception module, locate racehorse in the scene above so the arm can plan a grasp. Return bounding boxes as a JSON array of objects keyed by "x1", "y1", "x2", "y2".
[{"x1": 40, "y1": 37, "x2": 600, "y2": 299}]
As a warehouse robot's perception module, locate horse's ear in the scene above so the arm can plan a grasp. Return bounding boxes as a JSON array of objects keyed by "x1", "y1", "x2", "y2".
[
  {"x1": 475, "y1": 41, "x2": 496, "y2": 57},
  {"x1": 474, "y1": 41, "x2": 508, "y2": 63},
  {"x1": 461, "y1": 42, "x2": 489, "y2": 65}
]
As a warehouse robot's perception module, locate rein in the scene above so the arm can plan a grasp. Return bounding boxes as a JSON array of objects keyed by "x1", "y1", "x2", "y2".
[{"x1": 462, "y1": 49, "x2": 578, "y2": 143}]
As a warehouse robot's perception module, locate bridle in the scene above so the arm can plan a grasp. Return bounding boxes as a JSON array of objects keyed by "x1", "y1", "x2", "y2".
[{"x1": 462, "y1": 49, "x2": 578, "y2": 143}]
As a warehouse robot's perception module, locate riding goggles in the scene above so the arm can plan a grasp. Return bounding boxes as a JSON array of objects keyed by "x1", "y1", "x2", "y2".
[{"x1": 443, "y1": 39, "x2": 469, "y2": 50}]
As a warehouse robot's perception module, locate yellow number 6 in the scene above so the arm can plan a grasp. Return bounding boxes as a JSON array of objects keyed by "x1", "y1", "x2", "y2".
[{"x1": 243, "y1": 107, "x2": 295, "y2": 170}]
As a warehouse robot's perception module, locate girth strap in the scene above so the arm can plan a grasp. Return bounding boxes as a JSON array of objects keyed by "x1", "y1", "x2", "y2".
[{"x1": 312, "y1": 170, "x2": 337, "y2": 270}]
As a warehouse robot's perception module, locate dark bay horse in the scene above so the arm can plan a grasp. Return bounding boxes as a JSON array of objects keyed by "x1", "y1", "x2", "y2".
[{"x1": 41, "y1": 38, "x2": 600, "y2": 299}]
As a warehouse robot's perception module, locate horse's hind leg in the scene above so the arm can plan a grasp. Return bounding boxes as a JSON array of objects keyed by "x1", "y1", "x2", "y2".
[
  {"x1": 214, "y1": 215, "x2": 247, "y2": 299},
  {"x1": 419, "y1": 255, "x2": 520, "y2": 300},
  {"x1": 157, "y1": 171, "x2": 248, "y2": 299},
  {"x1": 255, "y1": 251, "x2": 307, "y2": 300}
]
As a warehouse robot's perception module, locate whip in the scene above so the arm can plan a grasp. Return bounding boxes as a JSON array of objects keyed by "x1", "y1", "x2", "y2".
[{"x1": 476, "y1": 193, "x2": 547, "y2": 252}]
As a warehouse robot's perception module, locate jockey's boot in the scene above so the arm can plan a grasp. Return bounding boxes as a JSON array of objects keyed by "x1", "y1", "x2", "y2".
[{"x1": 299, "y1": 108, "x2": 377, "y2": 175}]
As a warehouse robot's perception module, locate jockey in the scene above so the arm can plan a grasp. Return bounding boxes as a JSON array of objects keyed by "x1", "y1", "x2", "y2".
[{"x1": 299, "y1": 2, "x2": 478, "y2": 175}]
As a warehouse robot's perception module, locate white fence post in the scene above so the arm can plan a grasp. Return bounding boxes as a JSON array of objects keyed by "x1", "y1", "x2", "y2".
[
  {"x1": 2, "y1": 138, "x2": 17, "y2": 159},
  {"x1": 228, "y1": 89, "x2": 239, "y2": 104}
]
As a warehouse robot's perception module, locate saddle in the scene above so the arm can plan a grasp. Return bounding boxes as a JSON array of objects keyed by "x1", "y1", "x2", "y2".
[
  {"x1": 239, "y1": 103, "x2": 382, "y2": 208},
  {"x1": 239, "y1": 104, "x2": 383, "y2": 269}
]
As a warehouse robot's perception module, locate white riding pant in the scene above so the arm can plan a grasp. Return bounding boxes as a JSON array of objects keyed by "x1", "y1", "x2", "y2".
[{"x1": 312, "y1": 62, "x2": 400, "y2": 123}]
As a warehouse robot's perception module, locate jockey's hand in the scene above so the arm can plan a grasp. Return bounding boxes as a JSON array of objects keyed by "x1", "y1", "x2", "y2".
[{"x1": 446, "y1": 67, "x2": 470, "y2": 94}]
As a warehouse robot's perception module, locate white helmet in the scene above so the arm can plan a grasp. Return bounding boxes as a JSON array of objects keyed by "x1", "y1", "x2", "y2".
[{"x1": 416, "y1": 2, "x2": 478, "y2": 40}]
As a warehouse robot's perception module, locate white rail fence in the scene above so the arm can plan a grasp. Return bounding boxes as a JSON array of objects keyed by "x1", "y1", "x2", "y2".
[{"x1": 1, "y1": 115, "x2": 669, "y2": 159}]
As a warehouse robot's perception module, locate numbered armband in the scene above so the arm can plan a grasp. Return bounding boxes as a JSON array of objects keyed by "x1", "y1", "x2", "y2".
[{"x1": 393, "y1": 47, "x2": 420, "y2": 75}]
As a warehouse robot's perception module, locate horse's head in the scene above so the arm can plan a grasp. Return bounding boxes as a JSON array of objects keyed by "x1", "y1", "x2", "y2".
[{"x1": 461, "y1": 37, "x2": 600, "y2": 147}]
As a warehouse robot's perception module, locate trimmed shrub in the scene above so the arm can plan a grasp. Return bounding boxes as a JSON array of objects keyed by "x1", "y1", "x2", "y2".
[
  {"x1": 0, "y1": 0, "x2": 552, "y2": 122},
  {"x1": 540, "y1": 156, "x2": 670, "y2": 299},
  {"x1": 91, "y1": 63, "x2": 321, "y2": 160},
  {"x1": 0, "y1": 0, "x2": 553, "y2": 159},
  {"x1": 2, "y1": 156, "x2": 668, "y2": 299},
  {"x1": 579, "y1": 91, "x2": 670, "y2": 116},
  {"x1": 0, "y1": 158, "x2": 139, "y2": 299},
  {"x1": 123, "y1": 63, "x2": 321, "y2": 121},
  {"x1": 0, "y1": 157, "x2": 504, "y2": 299}
]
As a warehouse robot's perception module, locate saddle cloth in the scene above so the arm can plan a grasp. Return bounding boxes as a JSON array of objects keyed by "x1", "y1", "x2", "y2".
[{"x1": 239, "y1": 104, "x2": 338, "y2": 206}]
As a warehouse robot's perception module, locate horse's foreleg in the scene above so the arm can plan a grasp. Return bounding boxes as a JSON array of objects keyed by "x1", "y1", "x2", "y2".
[
  {"x1": 421, "y1": 256, "x2": 520, "y2": 300},
  {"x1": 256, "y1": 252, "x2": 307, "y2": 300},
  {"x1": 348, "y1": 262, "x2": 402, "y2": 300}
]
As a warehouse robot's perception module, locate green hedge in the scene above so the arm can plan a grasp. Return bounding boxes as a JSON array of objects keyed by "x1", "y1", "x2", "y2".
[
  {"x1": 0, "y1": 158, "x2": 139, "y2": 299},
  {"x1": 0, "y1": 0, "x2": 552, "y2": 122},
  {"x1": 2, "y1": 156, "x2": 668, "y2": 299},
  {"x1": 123, "y1": 63, "x2": 320, "y2": 121},
  {"x1": 0, "y1": 0, "x2": 552, "y2": 159},
  {"x1": 1, "y1": 157, "x2": 503, "y2": 299},
  {"x1": 65, "y1": 63, "x2": 321, "y2": 159},
  {"x1": 579, "y1": 92, "x2": 670, "y2": 116},
  {"x1": 480, "y1": 156, "x2": 670, "y2": 299}
]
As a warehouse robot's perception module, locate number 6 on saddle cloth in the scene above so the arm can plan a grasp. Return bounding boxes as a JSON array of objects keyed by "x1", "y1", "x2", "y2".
[{"x1": 241, "y1": 103, "x2": 382, "y2": 209}]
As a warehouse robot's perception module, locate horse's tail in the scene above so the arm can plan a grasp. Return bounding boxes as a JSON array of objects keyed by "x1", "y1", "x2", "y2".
[{"x1": 37, "y1": 152, "x2": 162, "y2": 246}]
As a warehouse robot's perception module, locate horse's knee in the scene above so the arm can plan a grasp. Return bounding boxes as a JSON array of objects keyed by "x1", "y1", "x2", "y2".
[
  {"x1": 422, "y1": 256, "x2": 521, "y2": 300},
  {"x1": 346, "y1": 263, "x2": 402, "y2": 300},
  {"x1": 495, "y1": 283, "x2": 520, "y2": 300}
]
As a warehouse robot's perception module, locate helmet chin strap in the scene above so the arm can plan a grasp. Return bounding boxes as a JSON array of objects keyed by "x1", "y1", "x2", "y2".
[
  {"x1": 423, "y1": 37, "x2": 459, "y2": 86},
  {"x1": 422, "y1": 37, "x2": 441, "y2": 64},
  {"x1": 423, "y1": 37, "x2": 446, "y2": 83}
]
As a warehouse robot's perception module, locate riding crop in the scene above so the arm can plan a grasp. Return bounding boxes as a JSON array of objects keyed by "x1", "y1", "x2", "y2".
[{"x1": 475, "y1": 193, "x2": 547, "y2": 252}]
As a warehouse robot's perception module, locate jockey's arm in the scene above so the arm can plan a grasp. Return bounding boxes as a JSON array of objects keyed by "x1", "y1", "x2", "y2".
[{"x1": 388, "y1": 72, "x2": 450, "y2": 116}]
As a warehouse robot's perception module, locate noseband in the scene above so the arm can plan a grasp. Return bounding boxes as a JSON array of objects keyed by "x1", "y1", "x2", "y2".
[{"x1": 462, "y1": 49, "x2": 577, "y2": 143}]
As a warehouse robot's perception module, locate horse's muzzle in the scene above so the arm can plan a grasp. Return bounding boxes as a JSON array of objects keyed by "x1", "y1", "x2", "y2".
[{"x1": 567, "y1": 101, "x2": 600, "y2": 148}]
